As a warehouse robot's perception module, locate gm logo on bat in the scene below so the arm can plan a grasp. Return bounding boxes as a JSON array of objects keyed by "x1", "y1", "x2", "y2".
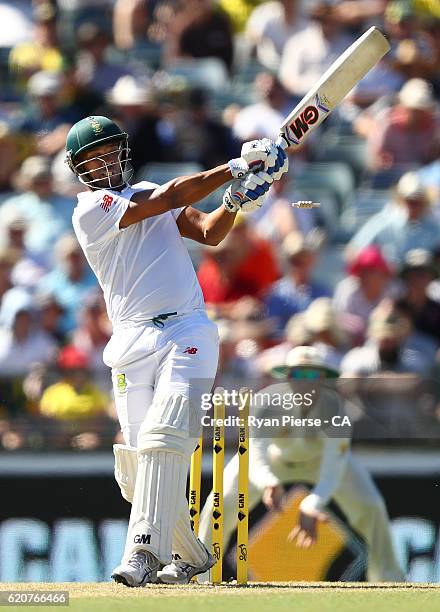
[{"x1": 285, "y1": 94, "x2": 330, "y2": 145}]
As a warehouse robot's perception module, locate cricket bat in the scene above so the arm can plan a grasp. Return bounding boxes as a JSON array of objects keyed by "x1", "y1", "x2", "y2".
[{"x1": 277, "y1": 26, "x2": 390, "y2": 149}]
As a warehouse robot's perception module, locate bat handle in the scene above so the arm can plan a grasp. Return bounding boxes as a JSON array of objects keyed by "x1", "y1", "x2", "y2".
[{"x1": 276, "y1": 135, "x2": 289, "y2": 150}]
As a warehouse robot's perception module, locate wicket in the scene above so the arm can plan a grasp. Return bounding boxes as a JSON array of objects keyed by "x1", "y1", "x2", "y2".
[{"x1": 189, "y1": 389, "x2": 250, "y2": 584}]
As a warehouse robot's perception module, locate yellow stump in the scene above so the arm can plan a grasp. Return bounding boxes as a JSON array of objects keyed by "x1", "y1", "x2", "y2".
[
  {"x1": 237, "y1": 389, "x2": 250, "y2": 584},
  {"x1": 211, "y1": 397, "x2": 225, "y2": 584},
  {"x1": 189, "y1": 435, "x2": 203, "y2": 535}
]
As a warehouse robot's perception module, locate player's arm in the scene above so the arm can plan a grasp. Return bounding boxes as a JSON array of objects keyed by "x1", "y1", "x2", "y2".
[
  {"x1": 120, "y1": 164, "x2": 231, "y2": 228},
  {"x1": 119, "y1": 140, "x2": 286, "y2": 229},
  {"x1": 288, "y1": 437, "x2": 350, "y2": 548},
  {"x1": 175, "y1": 204, "x2": 237, "y2": 247}
]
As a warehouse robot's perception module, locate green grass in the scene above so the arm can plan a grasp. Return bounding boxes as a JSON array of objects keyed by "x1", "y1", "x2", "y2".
[{"x1": 2, "y1": 583, "x2": 439, "y2": 612}]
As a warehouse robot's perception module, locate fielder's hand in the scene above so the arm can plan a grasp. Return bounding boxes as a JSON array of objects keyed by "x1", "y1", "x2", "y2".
[
  {"x1": 262, "y1": 484, "x2": 285, "y2": 512},
  {"x1": 223, "y1": 170, "x2": 273, "y2": 213},
  {"x1": 287, "y1": 506, "x2": 328, "y2": 548},
  {"x1": 228, "y1": 139, "x2": 288, "y2": 179}
]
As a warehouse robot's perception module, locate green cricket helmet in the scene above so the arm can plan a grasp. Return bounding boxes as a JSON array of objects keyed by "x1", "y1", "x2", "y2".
[{"x1": 65, "y1": 116, "x2": 133, "y2": 189}]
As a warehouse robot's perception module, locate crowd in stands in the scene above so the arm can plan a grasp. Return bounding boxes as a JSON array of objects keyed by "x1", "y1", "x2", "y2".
[{"x1": 0, "y1": 0, "x2": 439, "y2": 450}]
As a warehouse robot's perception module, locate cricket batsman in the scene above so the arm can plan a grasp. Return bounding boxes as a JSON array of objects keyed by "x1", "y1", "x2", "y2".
[
  {"x1": 198, "y1": 346, "x2": 405, "y2": 582},
  {"x1": 64, "y1": 115, "x2": 288, "y2": 586}
]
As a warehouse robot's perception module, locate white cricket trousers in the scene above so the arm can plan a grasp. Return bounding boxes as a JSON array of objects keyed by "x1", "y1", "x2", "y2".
[
  {"x1": 103, "y1": 309, "x2": 219, "y2": 448},
  {"x1": 104, "y1": 309, "x2": 219, "y2": 564},
  {"x1": 199, "y1": 452, "x2": 406, "y2": 582}
]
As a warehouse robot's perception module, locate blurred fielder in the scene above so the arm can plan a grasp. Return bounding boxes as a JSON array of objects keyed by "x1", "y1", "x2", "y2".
[
  {"x1": 65, "y1": 115, "x2": 288, "y2": 586},
  {"x1": 199, "y1": 346, "x2": 405, "y2": 582}
]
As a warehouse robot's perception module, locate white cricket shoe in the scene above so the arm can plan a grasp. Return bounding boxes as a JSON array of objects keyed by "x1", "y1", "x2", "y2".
[
  {"x1": 157, "y1": 550, "x2": 216, "y2": 585},
  {"x1": 111, "y1": 550, "x2": 161, "y2": 587}
]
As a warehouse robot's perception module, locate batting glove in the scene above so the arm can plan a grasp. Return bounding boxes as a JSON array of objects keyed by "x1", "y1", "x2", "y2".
[
  {"x1": 266, "y1": 143, "x2": 289, "y2": 181},
  {"x1": 223, "y1": 170, "x2": 273, "y2": 213},
  {"x1": 228, "y1": 138, "x2": 282, "y2": 178}
]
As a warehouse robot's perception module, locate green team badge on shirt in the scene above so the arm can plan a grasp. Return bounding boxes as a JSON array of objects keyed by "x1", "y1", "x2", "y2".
[{"x1": 116, "y1": 373, "x2": 127, "y2": 393}]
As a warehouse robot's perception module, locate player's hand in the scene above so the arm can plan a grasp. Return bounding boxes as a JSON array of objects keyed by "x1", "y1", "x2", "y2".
[
  {"x1": 287, "y1": 507, "x2": 328, "y2": 548},
  {"x1": 228, "y1": 139, "x2": 284, "y2": 178},
  {"x1": 265, "y1": 140, "x2": 288, "y2": 180},
  {"x1": 223, "y1": 170, "x2": 273, "y2": 213},
  {"x1": 262, "y1": 484, "x2": 285, "y2": 512}
]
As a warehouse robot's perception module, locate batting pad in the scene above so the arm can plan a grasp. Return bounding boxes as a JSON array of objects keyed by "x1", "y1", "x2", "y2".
[
  {"x1": 113, "y1": 444, "x2": 138, "y2": 502},
  {"x1": 172, "y1": 497, "x2": 209, "y2": 567},
  {"x1": 125, "y1": 449, "x2": 188, "y2": 564}
]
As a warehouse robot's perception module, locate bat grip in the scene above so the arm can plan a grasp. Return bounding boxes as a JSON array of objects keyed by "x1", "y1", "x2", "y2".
[{"x1": 276, "y1": 135, "x2": 288, "y2": 150}]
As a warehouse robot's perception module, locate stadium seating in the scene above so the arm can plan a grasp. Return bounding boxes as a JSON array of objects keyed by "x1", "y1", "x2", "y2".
[
  {"x1": 313, "y1": 132, "x2": 368, "y2": 185},
  {"x1": 293, "y1": 162, "x2": 355, "y2": 213},
  {"x1": 338, "y1": 188, "x2": 389, "y2": 240}
]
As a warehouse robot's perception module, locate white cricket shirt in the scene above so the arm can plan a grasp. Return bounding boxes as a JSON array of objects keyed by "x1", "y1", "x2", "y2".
[{"x1": 72, "y1": 181, "x2": 205, "y2": 328}]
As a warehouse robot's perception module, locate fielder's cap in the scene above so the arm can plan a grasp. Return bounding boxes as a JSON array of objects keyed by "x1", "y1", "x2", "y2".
[
  {"x1": 106, "y1": 75, "x2": 152, "y2": 106},
  {"x1": 398, "y1": 78, "x2": 435, "y2": 110},
  {"x1": 57, "y1": 345, "x2": 89, "y2": 370},
  {"x1": 27, "y1": 71, "x2": 61, "y2": 97},
  {"x1": 271, "y1": 345, "x2": 340, "y2": 379},
  {"x1": 348, "y1": 245, "x2": 392, "y2": 277},
  {"x1": 396, "y1": 171, "x2": 427, "y2": 199},
  {"x1": 399, "y1": 249, "x2": 437, "y2": 277}
]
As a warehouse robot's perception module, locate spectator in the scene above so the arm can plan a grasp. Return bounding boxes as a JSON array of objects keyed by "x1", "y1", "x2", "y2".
[
  {"x1": 303, "y1": 297, "x2": 347, "y2": 370},
  {"x1": 246, "y1": 0, "x2": 307, "y2": 70},
  {"x1": 75, "y1": 22, "x2": 133, "y2": 96},
  {"x1": 232, "y1": 72, "x2": 288, "y2": 143},
  {"x1": 334, "y1": 245, "x2": 395, "y2": 341},
  {"x1": 106, "y1": 75, "x2": 165, "y2": 172},
  {"x1": 247, "y1": 173, "x2": 329, "y2": 242},
  {"x1": 417, "y1": 138, "x2": 440, "y2": 211},
  {"x1": 396, "y1": 249, "x2": 440, "y2": 344},
  {"x1": 366, "y1": 78, "x2": 439, "y2": 173},
  {"x1": 0, "y1": 248, "x2": 18, "y2": 308},
  {"x1": 0, "y1": 210, "x2": 47, "y2": 289},
  {"x1": 9, "y1": 3, "x2": 63, "y2": 79},
  {"x1": 0, "y1": 1, "x2": 32, "y2": 49},
  {"x1": 112, "y1": 0, "x2": 150, "y2": 52},
  {"x1": 264, "y1": 230, "x2": 330, "y2": 334},
  {"x1": 15, "y1": 71, "x2": 77, "y2": 157},
  {"x1": 163, "y1": 0, "x2": 234, "y2": 73},
  {"x1": 384, "y1": 1, "x2": 437, "y2": 82},
  {"x1": 71, "y1": 290, "x2": 112, "y2": 392},
  {"x1": 197, "y1": 216, "x2": 279, "y2": 307},
  {"x1": 0, "y1": 123, "x2": 22, "y2": 196},
  {"x1": 40, "y1": 345, "x2": 108, "y2": 421},
  {"x1": 0, "y1": 287, "x2": 57, "y2": 377},
  {"x1": 347, "y1": 172, "x2": 440, "y2": 265},
  {"x1": 39, "y1": 344, "x2": 111, "y2": 449},
  {"x1": 279, "y1": 1, "x2": 354, "y2": 97},
  {"x1": 56, "y1": 0, "x2": 114, "y2": 50},
  {"x1": 341, "y1": 300, "x2": 435, "y2": 376},
  {"x1": 0, "y1": 155, "x2": 74, "y2": 265},
  {"x1": 38, "y1": 233, "x2": 97, "y2": 334},
  {"x1": 165, "y1": 86, "x2": 237, "y2": 168},
  {"x1": 35, "y1": 290, "x2": 66, "y2": 346},
  {"x1": 219, "y1": 0, "x2": 263, "y2": 33}
]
